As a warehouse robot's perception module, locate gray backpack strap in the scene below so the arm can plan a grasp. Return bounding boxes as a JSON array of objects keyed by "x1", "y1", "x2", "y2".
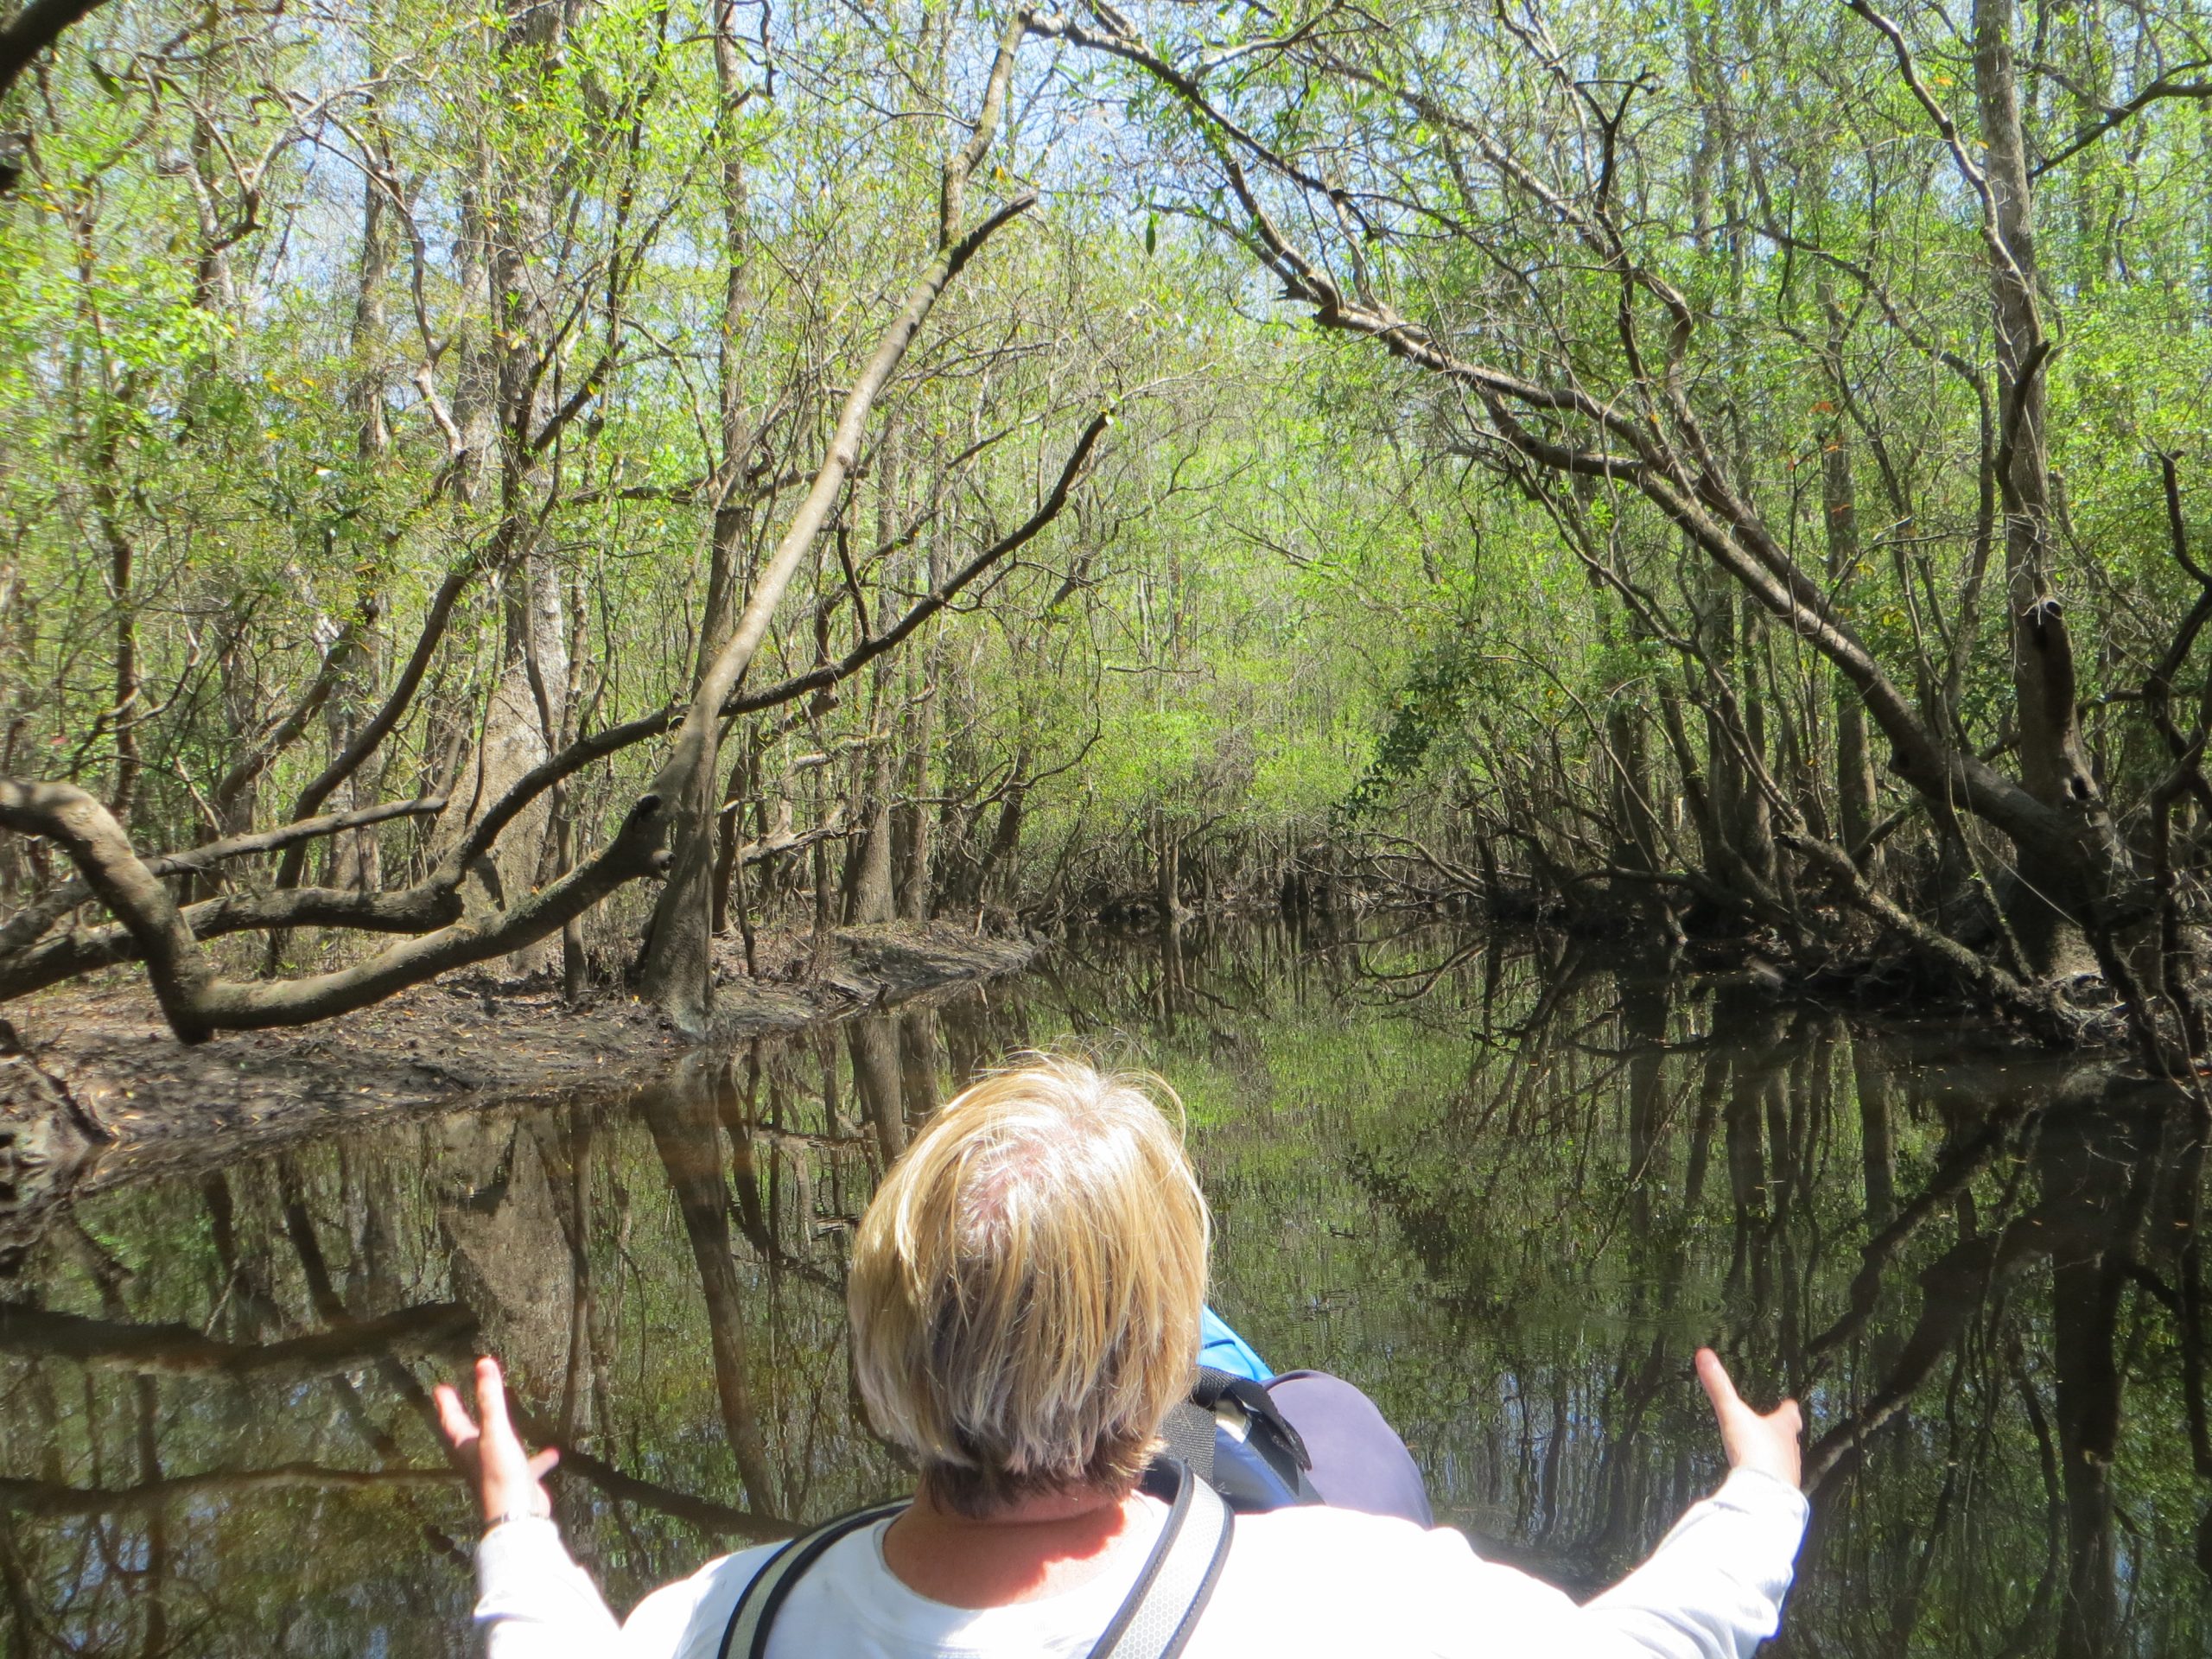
[
  {"x1": 1084, "y1": 1458, "x2": 1235, "y2": 1659},
  {"x1": 1158, "y1": 1399, "x2": 1217, "y2": 1484},
  {"x1": 718, "y1": 1499, "x2": 904, "y2": 1659}
]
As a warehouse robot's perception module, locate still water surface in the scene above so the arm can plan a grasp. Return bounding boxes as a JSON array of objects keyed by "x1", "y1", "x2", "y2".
[{"x1": 3, "y1": 923, "x2": 2208, "y2": 1656}]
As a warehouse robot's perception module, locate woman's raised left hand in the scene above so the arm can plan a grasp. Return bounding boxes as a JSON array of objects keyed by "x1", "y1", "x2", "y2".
[{"x1": 434, "y1": 1355, "x2": 561, "y2": 1525}]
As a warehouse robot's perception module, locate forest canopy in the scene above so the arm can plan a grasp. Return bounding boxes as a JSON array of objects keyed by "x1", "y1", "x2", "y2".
[{"x1": 4, "y1": 0, "x2": 2212, "y2": 1065}]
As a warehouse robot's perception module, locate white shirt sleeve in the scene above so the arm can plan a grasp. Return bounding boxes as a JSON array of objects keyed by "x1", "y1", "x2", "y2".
[
  {"x1": 474, "y1": 1520, "x2": 622, "y2": 1659},
  {"x1": 1366, "y1": 1468, "x2": 1807, "y2": 1659},
  {"x1": 474, "y1": 1520, "x2": 756, "y2": 1659},
  {"x1": 1202, "y1": 1469, "x2": 1807, "y2": 1659},
  {"x1": 1575, "y1": 1469, "x2": 1810, "y2": 1658}
]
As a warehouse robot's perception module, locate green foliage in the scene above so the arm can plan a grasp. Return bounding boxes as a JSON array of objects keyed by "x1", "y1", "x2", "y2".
[{"x1": 8, "y1": 0, "x2": 2212, "y2": 961}]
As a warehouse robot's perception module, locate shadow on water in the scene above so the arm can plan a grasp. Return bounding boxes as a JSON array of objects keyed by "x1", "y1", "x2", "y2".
[{"x1": 1, "y1": 919, "x2": 2209, "y2": 1656}]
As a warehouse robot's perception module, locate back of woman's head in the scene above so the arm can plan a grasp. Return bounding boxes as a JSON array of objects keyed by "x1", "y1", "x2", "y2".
[{"x1": 848, "y1": 1054, "x2": 1210, "y2": 1516}]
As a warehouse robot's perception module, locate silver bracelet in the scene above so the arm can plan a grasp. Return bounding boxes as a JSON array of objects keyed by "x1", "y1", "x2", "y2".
[{"x1": 486, "y1": 1508, "x2": 551, "y2": 1531}]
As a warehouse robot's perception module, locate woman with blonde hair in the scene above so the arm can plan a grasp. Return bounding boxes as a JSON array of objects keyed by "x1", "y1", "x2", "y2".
[{"x1": 439, "y1": 1056, "x2": 1807, "y2": 1658}]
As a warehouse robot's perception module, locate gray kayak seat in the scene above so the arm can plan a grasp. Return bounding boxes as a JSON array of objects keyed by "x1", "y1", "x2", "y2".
[{"x1": 716, "y1": 1456, "x2": 1235, "y2": 1659}]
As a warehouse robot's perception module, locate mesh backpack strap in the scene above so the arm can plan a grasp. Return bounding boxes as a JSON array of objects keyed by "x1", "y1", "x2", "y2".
[
  {"x1": 1085, "y1": 1458, "x2": 1234, "y2": 1659},
  {"x1": 718, "y1": 1499, "x2": 906, "y2": 1659}
]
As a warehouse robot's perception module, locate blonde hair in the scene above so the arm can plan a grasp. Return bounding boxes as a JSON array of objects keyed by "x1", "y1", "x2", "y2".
[{"x1": 848, "y1": 1054, "x2": 1211, "y2": 1516}]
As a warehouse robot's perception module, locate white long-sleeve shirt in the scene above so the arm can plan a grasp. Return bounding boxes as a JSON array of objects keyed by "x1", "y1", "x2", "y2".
[{"x1": 475, "y1": 1468, "x2": 1808, "y2": 1659}]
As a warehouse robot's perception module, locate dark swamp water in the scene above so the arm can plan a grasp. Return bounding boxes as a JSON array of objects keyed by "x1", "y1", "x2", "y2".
[{"x1": 3, "y1": 922, "x2": 2210, "y2": 1657}]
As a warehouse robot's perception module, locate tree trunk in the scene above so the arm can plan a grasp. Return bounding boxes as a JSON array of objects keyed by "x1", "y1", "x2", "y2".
[
  {"x1": 847, "y1": 1014, "x2": 906, "y2": 1166},
  {"x1": 1153, "y1": 805, "x2": 1183, "y2": 921},
  {"x1": 897, "y1": 523, "x2": 945, "y2": 923},
  {"x1": 1732, "y1": 601, "x2": 1780, "y2": 899},
  {"x1": 101, "y1": 478, "x2": 138, "y2": 823},
  {"x1": 427, "y1": 0, "x2": 572, "y2": 973},
  {"x1": 434, "y1": 557, "x2": 563, "y2": 972},
  {"x1": 846, "y1": 739, "x2": 897, "y2": 925},
  {"x1": 642, "y1": 7, "x2": 759, "y2": 1018},
  {"x1": 810, "y1": 756, "x2": 837, "y2": 976},
  {"x1": 1974, "y1": 0, "x2": 2119, "y2": 976},
  {"x1": 349, "y1": 130, "x2": 391, "y2": 462},
  {"x1": 845, "y1": 428, "x2": 902, "y2": 927},
  {"x1": 324, "y1": 632, "x2": 386, "y2": 895},
  {"x1": 639, "y1": 1058, "x2": 778, "y2": 1514},
  {"x1": 1688, "y1": 574, "x2": 1777, "y2": 914},
  {"x1": 1819, "y1": 354, "x2": 1882, "y2": 883},
  {"x1": 328, "y1": 149, "x2": 392, "y2": 896},
  {"x1": 1605, "y1": 690, "x2": 1661, "y2": 879},
  {"x1": 898, "y1": 679, "x2": 938, "y2": 922}
]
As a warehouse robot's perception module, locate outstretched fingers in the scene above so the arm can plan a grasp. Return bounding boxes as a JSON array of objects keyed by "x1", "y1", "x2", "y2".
[
  {"x1": 1695, "y1": 1347, "x2": 1743, "y2": 1417},
  {"x1": 432, "y1": 1381, "x2": 481, "y2": 1456},
  {"x1": 475, "y1": 1355, "x2": 515, "y2": 1438},
  {"x1": 475, "y1": 1356, "x2": 556, "y2": 1474},
  {"x1": 437, "y1": 1354, "x2": 560, "y2": 1523}
]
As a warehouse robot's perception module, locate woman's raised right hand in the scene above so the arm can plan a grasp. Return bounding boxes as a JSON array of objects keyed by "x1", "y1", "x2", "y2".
[
  {"x1": 1695, "y1": 1348, "x2": 1802, "y2": 1490},
  {"x1": 434, "y1": 1355, "x2": 561, "y2": 1526}
]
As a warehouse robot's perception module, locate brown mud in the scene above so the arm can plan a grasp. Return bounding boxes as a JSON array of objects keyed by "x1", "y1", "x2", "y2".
[{"x1": 0, "y1": 922, "x2": 1034, "y2": 1230}]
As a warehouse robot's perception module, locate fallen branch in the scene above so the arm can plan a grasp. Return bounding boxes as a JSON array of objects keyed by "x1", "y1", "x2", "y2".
[
  {"x1": 0, "y1": 777, "x2": 668, "y2": 1039},
  {"x1": 0, "y1": 879, "x2": 461, "y2": 1002},
  {"x1": 0, "y1": 1464, "x2": 452, "y2": 1518},
  {"x1": 0, "y1": 1300, "x2": 479, "y2": 1382},
  {"x1": 720, "y1": 805, "x2": 849, "y2": 863},
  {"x1": 0, "y1": 796, "x2": 446, "y2": 960},
  {"x1": 1784, "y1": 830, "x2": 2080, "y2": 1039}
]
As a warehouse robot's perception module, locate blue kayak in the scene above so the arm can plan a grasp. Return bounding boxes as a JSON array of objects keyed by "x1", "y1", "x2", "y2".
[{"x1": 1199, "y1": 1306, "x2": 1272, "y2": 1382}]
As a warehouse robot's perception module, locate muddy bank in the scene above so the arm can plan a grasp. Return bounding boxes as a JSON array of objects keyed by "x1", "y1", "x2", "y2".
[{"x1": 0, "y1": 922, "x2": 1034, "y2": 1216}]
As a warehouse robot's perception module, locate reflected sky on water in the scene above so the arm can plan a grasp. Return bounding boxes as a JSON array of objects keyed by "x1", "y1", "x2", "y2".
[{"x1": 2, "y1": 920, "x2": 2208, "y2": 1656}]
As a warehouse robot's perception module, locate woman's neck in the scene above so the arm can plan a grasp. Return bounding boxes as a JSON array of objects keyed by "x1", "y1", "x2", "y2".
[{"x1": 880, "y1": 1483, "x2": 1152, "y2": 1609}]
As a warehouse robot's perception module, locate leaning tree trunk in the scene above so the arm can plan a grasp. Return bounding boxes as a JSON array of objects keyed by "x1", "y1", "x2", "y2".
[{"x1": 641, "y1": 15, "x2": 1033, "y2": 1037}]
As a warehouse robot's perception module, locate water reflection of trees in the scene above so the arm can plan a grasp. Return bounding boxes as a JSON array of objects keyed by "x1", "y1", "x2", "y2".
[
  {"x1": 1006, "y1": 921, "x2": 2212, "y2": 1654},
  {"x1": 0, "y1": 1008, "x2": 976, "y2": 1656},
  {"x1": 1290, "y1": 933, "x2": 2212, "y2": 1659},
  {"x1": 0, "y1": 928, "x2": 2207, "y2": 1656}
]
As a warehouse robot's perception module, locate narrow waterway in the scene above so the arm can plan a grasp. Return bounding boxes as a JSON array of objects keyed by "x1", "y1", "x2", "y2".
[{"x1": 2, "y1": 921, "x2": 2206, "y2": 1656}]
